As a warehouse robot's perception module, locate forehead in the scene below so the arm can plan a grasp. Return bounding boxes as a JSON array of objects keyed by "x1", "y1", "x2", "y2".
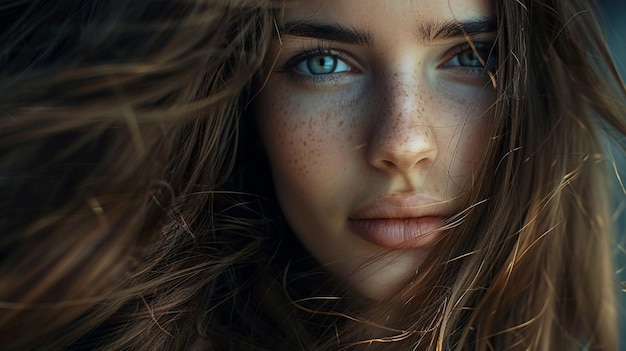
[{"x1": 281, "y1": 0, "x2": 494, "y2": 26}]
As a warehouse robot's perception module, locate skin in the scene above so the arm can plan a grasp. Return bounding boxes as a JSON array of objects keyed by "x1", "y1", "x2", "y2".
[{"x1": 255, "y1": 0, "x2": 496, "y2": 299}]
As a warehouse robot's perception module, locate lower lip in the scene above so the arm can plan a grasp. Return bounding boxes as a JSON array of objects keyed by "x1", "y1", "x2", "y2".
[{"x1": 348, "y1": 217, "x2": 445, "y2": 249}]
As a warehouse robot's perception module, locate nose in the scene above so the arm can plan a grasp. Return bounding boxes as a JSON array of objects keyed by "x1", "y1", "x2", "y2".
[{"x1": 366, "y1": 78, "x2": 438, "y2": 173}]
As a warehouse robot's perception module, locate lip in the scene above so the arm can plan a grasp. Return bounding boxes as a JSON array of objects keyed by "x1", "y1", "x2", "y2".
[{"x1": 347, "y1": 194, "x2": 448, "y2": 249}]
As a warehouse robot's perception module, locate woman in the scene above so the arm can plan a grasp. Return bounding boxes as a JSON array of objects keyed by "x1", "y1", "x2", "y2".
[{"x1": 1, "y1": 0, "x2": 624, "y2": 350}]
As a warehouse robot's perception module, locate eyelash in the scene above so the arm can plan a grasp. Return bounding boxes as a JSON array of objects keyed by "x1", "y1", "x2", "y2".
[
  {"x1": 278, "y1": 46, "x2": 354, "y2": 84},
  {"x1": 442, "y1": 41, "x2": 497, "y2": 73}
]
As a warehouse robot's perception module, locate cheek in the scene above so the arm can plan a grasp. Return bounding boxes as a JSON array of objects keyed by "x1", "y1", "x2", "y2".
[
  {"x1": 458, "y1": 94, "x2": 494, "y2": 166},
  {"x1": 254, "y1": 86, "x2": 354, "y2": 193},
  {"x1": 430, "y1": 86, "x2": 494, "y2": 181}
]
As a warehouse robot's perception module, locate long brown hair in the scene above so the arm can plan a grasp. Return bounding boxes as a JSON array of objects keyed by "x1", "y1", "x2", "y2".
[
  {"x1": 0, "y1": 0, "x2": 276, "y2": 349},
  {"x1": 0, "y1": 0, "x2": 624, "y2": 350}
]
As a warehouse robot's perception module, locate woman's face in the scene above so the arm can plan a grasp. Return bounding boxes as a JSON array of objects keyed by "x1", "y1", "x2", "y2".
[{"x1": 256, "y1": 0, "x2": 496, "y2": 299}]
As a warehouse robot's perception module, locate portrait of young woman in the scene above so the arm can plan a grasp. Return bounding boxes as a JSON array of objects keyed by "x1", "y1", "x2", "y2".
[{"x1": 1, "y1": 0, "x2": 625, "y2": 350}]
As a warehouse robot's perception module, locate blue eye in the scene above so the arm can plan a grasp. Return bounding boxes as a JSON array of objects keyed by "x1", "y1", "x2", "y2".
[
  {"x1": 292, "y1": 54, "x2": 352, "y2": 76},
  {"x1": 456, "y1": 50, "x2": 483, "y2": 67},
  {"x1": 443, "y1": 43, "x2": 497, "y2": 71}
]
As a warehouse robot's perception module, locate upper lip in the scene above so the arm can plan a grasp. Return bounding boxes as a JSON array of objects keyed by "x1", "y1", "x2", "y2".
[{"x1": 348, "y1": 193, "x2": 450, "y2": 220}]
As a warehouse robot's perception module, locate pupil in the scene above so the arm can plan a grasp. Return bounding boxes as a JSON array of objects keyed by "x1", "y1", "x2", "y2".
[
  {"x1": 461, "y1": 51, "x2": 480, "y2": 67},
  {"x1": 308, "y1": 55, "x2": 336, "y2": 74}
]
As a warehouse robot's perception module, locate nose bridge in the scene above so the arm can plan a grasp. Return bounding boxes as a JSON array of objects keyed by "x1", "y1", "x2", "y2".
[{"x1": 366, "y1": 71, "x2": 438, "y2": 173}]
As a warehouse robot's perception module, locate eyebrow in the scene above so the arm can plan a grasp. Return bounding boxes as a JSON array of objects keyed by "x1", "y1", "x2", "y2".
[
  {"x1": 421, "y1": 18, "x2": 497, "y2": 41},
  {"x1": 279, "y1": 18, "x2": 496, "y2": 46},
  {"x1": 280, "y1": 20, "x2": 373, "y2": 46}
]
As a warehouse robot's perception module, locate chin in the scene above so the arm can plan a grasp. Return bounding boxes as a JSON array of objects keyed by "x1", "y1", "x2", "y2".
[{"x1": 336, "y1": 249, "x2": 427, "y2": 301}]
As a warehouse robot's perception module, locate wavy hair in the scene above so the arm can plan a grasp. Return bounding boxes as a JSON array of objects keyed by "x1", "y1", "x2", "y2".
[{"x1": 0, "y1": 0, "x2": 276, "y2": 349}]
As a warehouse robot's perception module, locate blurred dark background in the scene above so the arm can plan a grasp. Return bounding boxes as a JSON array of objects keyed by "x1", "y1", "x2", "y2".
[{"x1": 599, "y1": 0, "x2": 626, "y2": 349}]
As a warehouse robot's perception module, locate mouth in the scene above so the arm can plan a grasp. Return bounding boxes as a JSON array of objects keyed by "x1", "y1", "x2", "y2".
[
  {"x1": 347, "y1": 194, "x2": 448, "y2": 249},
  {"x1": 348, "y1": 217, "x2": 444, "y2": 249}
]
